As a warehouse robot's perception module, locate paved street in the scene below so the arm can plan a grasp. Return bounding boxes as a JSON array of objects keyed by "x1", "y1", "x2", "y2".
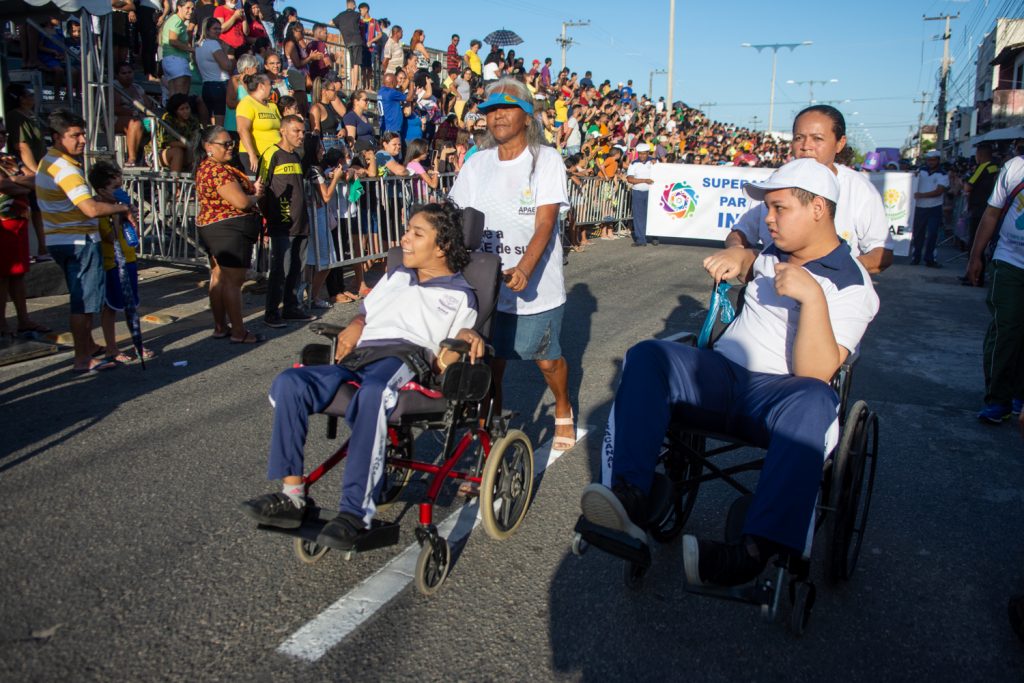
[{"x1": 2, "y1": 239, "x2": 1023, "y2": 682}]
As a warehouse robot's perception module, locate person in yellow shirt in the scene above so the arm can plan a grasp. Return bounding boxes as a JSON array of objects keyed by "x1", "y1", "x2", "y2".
[
  {"x1": 465, "y1": 39, "x2": 482, "y2": 78},
  {"x1": 236, "y1": 73, "x2": 282, "y2": 174},
  {"x1": 88, "y1": 161, "x2": 154, "y2": 364}
]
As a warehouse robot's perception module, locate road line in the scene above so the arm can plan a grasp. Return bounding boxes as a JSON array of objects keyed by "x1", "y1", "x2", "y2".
[{"x1": 277, "y1": 427, "x2": 590, "y2": 663}]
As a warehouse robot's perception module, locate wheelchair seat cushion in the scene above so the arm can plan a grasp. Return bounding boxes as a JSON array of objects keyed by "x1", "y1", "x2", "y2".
[{"x1": 322, "y1": 382, "x2": 448, "y2": 424}]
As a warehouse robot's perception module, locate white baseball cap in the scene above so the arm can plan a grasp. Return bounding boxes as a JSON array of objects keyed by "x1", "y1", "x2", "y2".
[
  {"x1": 744, "y1": 158, "x2": 840, "y2": 203},
  {"x1": 636, "y1": 143, "x2": 651, "y2": 152},
  {"x1": 924, "y1": 150, "x2": 941, "y2": 158}
]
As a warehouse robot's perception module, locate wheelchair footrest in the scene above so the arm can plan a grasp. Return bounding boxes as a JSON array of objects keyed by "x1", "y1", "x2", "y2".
[
  {"x1": 684, "y1": 577, "x2": 775, "y2": 606},
  {"x1": 350, "y1": 519, "x2": 401, "y2": 552},
  {"x1": 257, "y1": 507, "x2": 401, "y2": 553},
  {"x1": 573, "y1": 516, "x2": 652, "y2": 568}
]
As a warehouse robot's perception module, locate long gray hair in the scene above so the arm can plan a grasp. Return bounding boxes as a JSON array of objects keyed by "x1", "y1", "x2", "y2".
[{"x1": 475, "y1": 77, "x2": 548, "y2": 179}]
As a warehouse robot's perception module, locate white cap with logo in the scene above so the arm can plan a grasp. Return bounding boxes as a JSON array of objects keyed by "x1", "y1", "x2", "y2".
[{"x1": 743, "y1": 158, "x2": 840, "y2": 203}]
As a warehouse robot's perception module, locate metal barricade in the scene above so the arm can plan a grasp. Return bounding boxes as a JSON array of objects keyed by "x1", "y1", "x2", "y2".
[
  {"x1": 123, "y1": 169, "x2": 204, "y2": 264},
  {"x1": 568, "y1": 176, "x2": 634, "y2": 229}
]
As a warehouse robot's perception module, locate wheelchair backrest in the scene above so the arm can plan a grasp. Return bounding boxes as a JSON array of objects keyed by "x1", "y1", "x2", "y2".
[{"x1": 385, "y1": 207, "x2": 501, "y2": 340}]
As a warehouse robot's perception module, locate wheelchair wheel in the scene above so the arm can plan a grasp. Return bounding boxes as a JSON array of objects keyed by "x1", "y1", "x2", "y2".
[
  {"x1": 649, "y1": 433, "x2": 704, "y2": 543},
  {"x1": 376, "y1": 459, "x2": 413, "y2": 511},
  {"x1": 293, "y1": 537, "x2": 330, "y2": 564},
  {"x1": 414, "y1": 536, "x2": 451, "y2": 596},
  {"x1": 788, "y1": 579, "x2": 816, "y2": 636},
  {"x1": 571, "y1": 532, "x2": 589, "y2": 557},
  {"x1": 480, "y1": 429, "x2": 534, "y2": 541},
  {"x1": 824, "y1": 401, "x2": 878, "y2": 583}
]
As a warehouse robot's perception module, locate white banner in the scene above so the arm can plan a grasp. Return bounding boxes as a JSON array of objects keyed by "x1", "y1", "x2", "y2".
[
  {"x1": 646, "y1": 164, "x2": 773, "y2": 242},
  {"x1": 865, "y1": 171, "x2": 917, "y2": 257}
]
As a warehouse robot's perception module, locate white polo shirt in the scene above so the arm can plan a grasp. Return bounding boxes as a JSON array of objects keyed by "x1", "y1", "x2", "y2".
[
  {"x1": 714, "y1": 242, "x2": 880, "y2": 376},
  {"x1": 358, "y1": 266, "x2": 478, "y2": 357},
  {"x1": 915, "y1": 168, "x2": 948, "y2": 209},
  {"x1": 733, "y1": 164, "x2": 893, "y2": 257},
  {"x1": 626, "y1": 159, "x2": 654, "y2": 192},
  {"x1": 449, "y1": 145, "x2": 570, "y2": 315},
  {"x1": 989, "y1": 155, "x2": 1024, "y2": 271}
]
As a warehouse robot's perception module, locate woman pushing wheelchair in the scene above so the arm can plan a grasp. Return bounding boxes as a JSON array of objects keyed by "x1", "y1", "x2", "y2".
[
  {"x1": 580, "y1": 158, "x2": 880, "y2": 587},
  {"x1": 241, "y1": 201, "x2": 485, "y2": 551}
]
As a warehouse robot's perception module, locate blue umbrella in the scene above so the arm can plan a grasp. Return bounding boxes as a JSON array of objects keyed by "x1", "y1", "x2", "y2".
[
  {"x1": 112, "y1": 190, "x2": 147, "y2": 370},
  {"x1": 484, "y1": 29, "x2": 523, "y2": 48}
]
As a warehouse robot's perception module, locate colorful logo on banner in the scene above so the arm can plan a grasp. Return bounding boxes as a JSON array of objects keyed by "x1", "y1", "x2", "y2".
[
  {"x1": 660, "y1": 181, "x2": 698, "y2": 219},
  {"x1": 882, "y1": 188, "x2": 908, "y2": 222}
]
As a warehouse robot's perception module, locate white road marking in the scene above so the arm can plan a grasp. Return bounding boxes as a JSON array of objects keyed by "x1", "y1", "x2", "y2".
[{"x1": 277, "y1": 427, "x2": 590, "y2": 663}]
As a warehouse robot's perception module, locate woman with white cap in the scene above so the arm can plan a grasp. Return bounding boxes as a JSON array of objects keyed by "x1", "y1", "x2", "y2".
[
  {"x1": 449, "y1": 77, "x2": 577, "y2": 452},
  {"x1": 625, "y1": 143, "x2": 656, "y2": 246},
  {"x1": 726, "y1": 105, "x2": 893, "y2": 274}
]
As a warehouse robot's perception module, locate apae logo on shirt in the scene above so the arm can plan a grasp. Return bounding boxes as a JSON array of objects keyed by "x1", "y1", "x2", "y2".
[
  {"x1": 518, "y1": 186, "x2": 536, "y2": 215},
  {"x1": 437, "y1": 294, "x2": 459, "y2": 315}
]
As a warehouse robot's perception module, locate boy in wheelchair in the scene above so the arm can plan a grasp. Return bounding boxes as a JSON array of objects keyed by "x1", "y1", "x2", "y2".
[
  {"x1": 580, "y1": 159, "x2": 879, "y2": 587},
  {"x1": 241, "y1": 201, "x2": 486, "y2": 550}
]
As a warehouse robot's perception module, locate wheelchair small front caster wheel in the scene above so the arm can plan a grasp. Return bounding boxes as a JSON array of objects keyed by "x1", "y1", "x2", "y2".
[
  {"x1": 415, "y1": 537, "x2": 451, "y2": 596},
  {"x1": 293, "y1": 537, "x2": 329, "y2": 564},
  {"x1": 571, "y1": 533, "x2": 589, "y2": 557},
  {"x1": 622, "y1": 561, "x2": 648, "y2": 591},
  {"x1": 788, "y1": 580, "x2": 816, "y2": 636}
]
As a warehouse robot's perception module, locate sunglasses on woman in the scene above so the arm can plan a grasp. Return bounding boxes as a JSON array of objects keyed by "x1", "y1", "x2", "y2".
[{"x1": 210, "y1": 139, "x2": 235, "y2": 149}]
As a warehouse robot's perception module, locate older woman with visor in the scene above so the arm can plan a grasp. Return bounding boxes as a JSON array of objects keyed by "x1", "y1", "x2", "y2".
[{"x1": 449, "y1": 77, "x2": 577, "y2": 452}]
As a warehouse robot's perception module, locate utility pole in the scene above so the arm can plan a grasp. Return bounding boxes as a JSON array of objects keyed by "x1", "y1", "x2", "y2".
[
  {"x1": 666, "y1": 0, "x2": 676, "y2": 110},
  {"x1": 750, "y1": 115, "x2": 762, "y2": 130},
  {"x1": 556, "y1": 19, "x2": 589, "y2": 72},
  {"x1": 742, "y1": 40, "x2": 812, "y2": 135},
  {"x1": 698, "y1": 101, "x2": 717, "y2": 118},
  {"x1": 924, "y1": 12, "x2": 958, "y2": 159},
  {"x1": 914, "y1": 91, "x2": 930, "y2": 159},
  {"x1": 648, "y1": 68, "x2": 666, "y2": 99}
]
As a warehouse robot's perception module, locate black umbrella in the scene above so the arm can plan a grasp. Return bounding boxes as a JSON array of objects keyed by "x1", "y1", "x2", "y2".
[
  {"x1": 484, "y1": 29, "x2": 523, "y2": 48},
  {"x1": 111, "y1": 239, "x2": 146, "y2": 369}
]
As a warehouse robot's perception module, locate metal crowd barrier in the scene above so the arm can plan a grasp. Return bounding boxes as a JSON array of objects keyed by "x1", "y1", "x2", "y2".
[
  {"x1": 122, "y1": 169, "x2": 459, "y2": 271},
  {"x1": 568, "y1": 176, "x2": 634, "y2": 228},
  {"x1": 122, "y1": 169, "x2": 639, "y2": 272}
]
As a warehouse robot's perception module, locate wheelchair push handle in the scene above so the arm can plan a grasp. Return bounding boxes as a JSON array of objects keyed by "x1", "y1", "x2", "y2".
[
  {"x1": 309, "y1": 322, "x2": 345, "y2": 338},
  {"x1": 440, "y1": 338, "x2": 471, "y2": 355}
]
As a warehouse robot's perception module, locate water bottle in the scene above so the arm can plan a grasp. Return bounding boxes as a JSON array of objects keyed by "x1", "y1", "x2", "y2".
[{"x1": 113, "y1": 188, "x2": 140, "y2": 248}]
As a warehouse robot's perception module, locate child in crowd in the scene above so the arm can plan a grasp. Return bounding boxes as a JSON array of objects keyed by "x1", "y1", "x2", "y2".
[
  {"x1": 88, "y1": 161, "x2": 154, "y2": 364},
  {"x1": 301, "y1": 137, "x2": 347, "y2": 309}
]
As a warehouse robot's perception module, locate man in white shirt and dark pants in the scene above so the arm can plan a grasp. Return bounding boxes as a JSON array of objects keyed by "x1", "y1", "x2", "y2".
[
  {"x1": 626, "y1": 143, "x2": 656, "y2": 247},
  {"x1": 911, "y1": 149, "x2": 948, "y2": 267}
]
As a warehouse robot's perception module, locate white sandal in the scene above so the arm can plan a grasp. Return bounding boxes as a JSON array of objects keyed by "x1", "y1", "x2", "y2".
[{"x1": 553, "y1": 409, "x2": 577, "y2": 451}]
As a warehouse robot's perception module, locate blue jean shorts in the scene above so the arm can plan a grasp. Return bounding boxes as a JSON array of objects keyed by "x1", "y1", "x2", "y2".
[
  {"x1": 491, "y1": 305, "x2": 564, "y2": 361},
  {"x1": 104, "y1": 262, "x2": 140, "y2": 311},
  {"x1": 50, "y1": 240, "x2": 105, "y2": 315}
]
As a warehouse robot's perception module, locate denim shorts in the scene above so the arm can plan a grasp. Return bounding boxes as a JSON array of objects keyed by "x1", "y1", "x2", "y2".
[
  {"x1": 50, "y1": 240, "x2": 105, "y2": 315},
  {"x1": 491, "y1": 305, "x2": 564, "y2": 361}
]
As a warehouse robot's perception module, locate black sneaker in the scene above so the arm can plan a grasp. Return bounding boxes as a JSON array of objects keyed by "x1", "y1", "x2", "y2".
[
  {"x1": 316, "y1": 512, "x2": 367, "y2": 551},
  {"x1": 282, "y1": 308, "x2": 318, "y2": 322},
  {"x1": 240, "y1": 493, "x2": 308, "y2": 529},
  {"x1": 263, "y1": 313, "x2": 287, "y2": 328},
  {"x1": 682, "y1": 535, "x2": 770, "y2": 587},
  {"x1": 579, "y1": 481, "x2": 648, "y2": 543}
]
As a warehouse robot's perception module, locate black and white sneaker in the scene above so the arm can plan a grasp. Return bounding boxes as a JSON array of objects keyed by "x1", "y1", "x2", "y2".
[
  {"x1": 316, "y1": 512, "x2": 367, "y2": 551},
  {"x1": 682, "y1": 535, "x2": 769, "y2": 587},
  {"x1": 282, "y1": 308, "x2": 318, "y2": 322},
  {"x1": 240, "y1": 493, "x2": 308, "y2": 529},
  {"x1": 579, "y1": 482, "x2": 648, "y2": 543}
]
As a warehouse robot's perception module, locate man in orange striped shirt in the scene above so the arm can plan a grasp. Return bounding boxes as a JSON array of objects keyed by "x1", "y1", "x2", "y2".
[{"x1": 36, "y1": 110, "x2": 131, "y2": 373}]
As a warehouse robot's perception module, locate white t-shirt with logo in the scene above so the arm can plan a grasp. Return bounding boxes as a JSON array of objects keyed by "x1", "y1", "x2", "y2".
[
  {"x1": 915, "y1": 168, "x2": 948, "y2": 209},
  {"x1": 449, "y1": 145, "x2": 570, "y2": 315},
  {"x1": 733, "y1": 164, "x2": 893, "y2": 257},
  {"x1": 989, "y1": 155, "x2": 1024, "y2": 270},
  {"x1": 626, "y1": 159, "x2": 654, "y2": 193},
  {"x1": 715, "y1": 243, "x2": 879, "y2": 376},
  {"x1": 358, "y1": 266, "x2": 478, "y2": 356}
]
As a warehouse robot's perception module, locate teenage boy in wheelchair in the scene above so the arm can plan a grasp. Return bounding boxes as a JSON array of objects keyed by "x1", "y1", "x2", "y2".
[
  {"x1": 241, "y1": 201, "x2": 486, "y2": 550},
  {"x1": 580, "y1": 158, "x2": 880, "y2": 587}
]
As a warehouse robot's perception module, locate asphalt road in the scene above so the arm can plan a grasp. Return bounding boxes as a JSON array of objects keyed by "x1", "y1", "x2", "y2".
[{"x1": 2, "y1": 239, "x2": 1023, "y2": 682}]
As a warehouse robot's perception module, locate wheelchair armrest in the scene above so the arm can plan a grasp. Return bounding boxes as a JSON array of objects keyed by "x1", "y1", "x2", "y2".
[
  {"x1": 440, "y1": 338, "x2": 471, "y2": 355},
  {"x1": 309, "y1": 322, "x2": 345, "y2": 338},
  {"x1": 301, "y1": 343, "x2": 334, "y2": 366},
  {"x1": 661, "y1": 331, "x2": 698, "y2": 346}
]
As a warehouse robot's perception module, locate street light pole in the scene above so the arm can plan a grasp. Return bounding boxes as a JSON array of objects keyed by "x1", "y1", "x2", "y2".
[
  {"x1": 741, "y1": 40, "x2": 812, "y2": 134},
  {"x1": 666, "y1": 0, "x2": 676, "y2": 108},
  {"x1": 555, "y1": 19, "x2": 590, "y2": 72},
  {"x1": 786, "y1": 78, "x2": 839, "y2": 105}
]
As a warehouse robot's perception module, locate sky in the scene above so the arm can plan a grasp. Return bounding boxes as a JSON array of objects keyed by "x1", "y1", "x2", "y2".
[{"x1": 290, "y1": 0, "x2": 1024, "y2": 150}]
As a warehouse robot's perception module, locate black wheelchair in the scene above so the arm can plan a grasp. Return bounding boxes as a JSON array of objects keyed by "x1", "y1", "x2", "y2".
[
  {"x1": 572, "y1": 282, "x2": 879, "y2": 635},
  {"x1": 252, "y1": 209, "x2": 536, "y2": 595}
]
